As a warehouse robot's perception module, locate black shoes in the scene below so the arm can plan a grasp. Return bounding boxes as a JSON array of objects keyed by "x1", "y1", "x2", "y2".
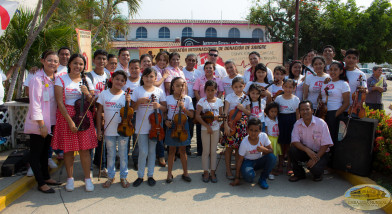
[
  {"x1": 147, "y1": 177, "x2": 156, "y2": 186},
  {"x1": 133, "y1": 178, "x2": 143, "y2": 187},
  {"x1": 38, "y1": 186, "x2": 55, "y2": 193}
]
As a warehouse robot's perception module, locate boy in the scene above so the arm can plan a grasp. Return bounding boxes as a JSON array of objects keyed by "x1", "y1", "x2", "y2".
[
  {"x1": 365, "y1": 66, "x2": 387, "y2": 110},
  {"x1": 344, "y1": 49, "x2": 367, "y2": 107}
]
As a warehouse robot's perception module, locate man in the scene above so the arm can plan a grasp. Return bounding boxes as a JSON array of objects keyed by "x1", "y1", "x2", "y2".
[
  {"x1": 57, "y1": 47, "x2": 71, "y2": 76},
  {"x1": 197, "y1": 49, "x2": 227, "y2": 79},
  {"x1": 115, "y1": 48, "x2": 130, "y2": 76},
  {"x1": 322, "y1": 45, "x2": 336, "y2": 72},
  {"x1": 105, "y1": 54, "x2": 118, "y2": 75},
  {"x1": 289, "y1": 100, "x2": 333, "y2": 182},
  {"x1": 365, "y1": 66, "x2": 387, "y2": 110},
  {"x1": 344, "y1": 49, "x2": 367, "y2": 107}
]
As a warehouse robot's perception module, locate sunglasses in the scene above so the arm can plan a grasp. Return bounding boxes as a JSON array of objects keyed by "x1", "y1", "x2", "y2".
[{"x1": 209, "y1": 54, "x2": 218, "y2": 57}]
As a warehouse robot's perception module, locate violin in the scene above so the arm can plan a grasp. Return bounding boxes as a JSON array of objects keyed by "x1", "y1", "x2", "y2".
[
  {"x1": 272, "y1": 90, "x2": 283, "y2": 101},
  {"x1": 148, "y1": 94, "x2": 165, "y2": 141},
  {"x1": 118, "y1": 88, "x2": 135, "y2": 136},
  {"x1": 72, "y1": 74, "x2": 91, "y2": 131},
  {"x1": 227, "y1": 95, "x2": 248, "y2": 136},
  {"x1": 171, "y1": 96, "x2": 188, "y2": 142},
  {"x1": 348, "y1": 75, "x2": 366, "y2": 118},
  {"x1": 315, "y1": 86, "x2": 329, "y2": 120},
  {"x1": 194, "y1": 111, "x2": 226, "y2": 124}
]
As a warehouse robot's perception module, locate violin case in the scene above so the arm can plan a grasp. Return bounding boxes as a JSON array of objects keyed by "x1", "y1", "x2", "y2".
[{"x1": 332, "y1": 118, "x2": 378, "y2": 176}]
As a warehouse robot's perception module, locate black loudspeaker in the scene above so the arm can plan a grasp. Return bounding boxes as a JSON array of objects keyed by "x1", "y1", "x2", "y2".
[
  {"x1": 1, "y1": 149, "x2": 30, "y2": 177},
  {"x1": 332, "y1": 118, "x2": 378, "y2": 176}
]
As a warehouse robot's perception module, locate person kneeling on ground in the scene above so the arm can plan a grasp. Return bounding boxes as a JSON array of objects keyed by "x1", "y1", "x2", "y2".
[
  {"x1": 230, "y1": 118, "x2": 276, "y2": 189},
  {"x1": 289, "y1": 100, "x2": 333, "y2": 182}
]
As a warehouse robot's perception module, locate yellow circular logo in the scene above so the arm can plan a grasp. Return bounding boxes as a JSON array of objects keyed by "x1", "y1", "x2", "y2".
[{"x1": 344, "y1": 184, "x2": 391, "y2": 210}]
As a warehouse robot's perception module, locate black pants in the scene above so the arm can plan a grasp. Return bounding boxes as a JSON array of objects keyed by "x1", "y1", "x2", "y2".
[
  {"x1": 325, "y1": 110, "x2": 344, "y2": 145},
  {"x1": 366, "y1": 103, "x2": 383, "y2": 111},
  {"x1": 29, "y1": 134, "x2": 51, "y2": 187},
  {"x1": 289, "y1": 146, "x2": 329, "y2": 178}
]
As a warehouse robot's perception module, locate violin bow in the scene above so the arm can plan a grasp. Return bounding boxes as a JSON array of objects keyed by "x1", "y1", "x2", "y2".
[
  {"x1": 98, "y1": 111, "x2": 118, "y2": 181},
  {"x1": 132, "y1": 96, "x2": 153, "y2": 153}
]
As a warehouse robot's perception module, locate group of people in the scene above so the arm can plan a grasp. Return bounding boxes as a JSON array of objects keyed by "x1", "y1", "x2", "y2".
[{"x1": 21, "y1": 45, "x2": 387, "y2": 193}]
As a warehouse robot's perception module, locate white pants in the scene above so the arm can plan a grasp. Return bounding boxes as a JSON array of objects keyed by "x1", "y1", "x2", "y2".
[{"x1": 201, "y1": 130, "x2": 219, "y2": 171}]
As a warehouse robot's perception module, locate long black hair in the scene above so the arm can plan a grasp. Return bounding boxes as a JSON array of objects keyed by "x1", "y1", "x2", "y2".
[
  {"x1": 288, "y1": 60, "x2": 302, "y2": 79},
  {"x1": 169, "y1": 77, "x2": 185, "y2": 95},
  {"x1": 253, "y1": 63, "x2": 268, "y2": 83},
  {"x1": 248, "y1": 83, "x2": 262, "y2": 115},
  {"x1": 330, "y1": 61, "x2": 348, "y2": 82},
  {"x1": 67, "y1": 53, "x2": 86, "y2": 74},
  {"x1": 140, "y1": 67, "x2": 156, "y2": 86}
]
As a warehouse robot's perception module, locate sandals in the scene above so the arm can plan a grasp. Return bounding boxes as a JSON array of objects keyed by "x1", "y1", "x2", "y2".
[
  {"x1": 287, "y1": 170, "x2": 294, "y2": 176},
  {"x1": 102, "y1": 178, "x2": 114, "y2": 188},
  {"x1": 166, "y1": 175, "x2": 174, "y2": 183},
  {"x1": 288, "y1": 175, "x2": 306, "y2": 182},
  {"x1": 120, "y1": 178, "x2": 130, "y2": 188}
]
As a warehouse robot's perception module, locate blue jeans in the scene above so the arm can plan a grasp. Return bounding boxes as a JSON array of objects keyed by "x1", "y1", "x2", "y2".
[
  {"x1": 137, "y1": 134, "x2": 157, "y2": 178},
  {"x1": 241, "y1": 153, "x2": 277, "y2": 183},
  {"x1": 105, "y1": 136, "x2": 129, "y2": 179}
]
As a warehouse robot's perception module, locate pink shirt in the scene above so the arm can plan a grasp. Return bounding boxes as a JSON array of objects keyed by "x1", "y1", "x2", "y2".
[
  {"x1": 165, "y1": 66, "x2": 186, "y2": 83},
  {"x1": 291, "y1": 116, "x2": 333, "y2": 152},
  {"x1": 193, "y1": 75, "x2": 224, "y2": 98},
  {"x1": 24, "y1": 70, "x2": 57, "y2": 135}
]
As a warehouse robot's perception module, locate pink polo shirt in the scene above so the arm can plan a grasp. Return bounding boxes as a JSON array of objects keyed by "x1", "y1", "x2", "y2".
[
  {"x1": 291, "y1": 116, "x2": 333, "y2": 152},
  {"x1": 164, "y1": 65, "x2": 186, "y2": 83},
  {"x1": 193, "y1": 75, "x2": 224, "y2": 98}
]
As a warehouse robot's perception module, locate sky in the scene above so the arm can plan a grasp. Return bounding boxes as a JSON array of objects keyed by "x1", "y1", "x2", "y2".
[{"x1": 119, "y1": 0, "x2": 375, "y2": 20}]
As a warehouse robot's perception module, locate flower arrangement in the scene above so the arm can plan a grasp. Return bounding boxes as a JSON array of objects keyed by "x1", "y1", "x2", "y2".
[{"x1": 365, "y1": 106, "x2": 392, "y2": 174}]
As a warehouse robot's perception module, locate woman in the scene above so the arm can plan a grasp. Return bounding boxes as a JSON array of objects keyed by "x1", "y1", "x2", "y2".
[
  {"x1": 303, "y1": 56, "x2": 330, "y2": 109},
  {"x1": 243, "y1": 51, "x2": 273, "y2": 84},
  {"x1": 288, "y1": 61, "x2": 304, "y2": 101},
  {"x1": 164, "y1": 52, "x2": 187, "y2": 96},
  {"x1": 24, "y1": 51, "x2": 62, "y2": 193},
  {"x1": 52, "y1": 54, "x2": 97, "y2": 192}
]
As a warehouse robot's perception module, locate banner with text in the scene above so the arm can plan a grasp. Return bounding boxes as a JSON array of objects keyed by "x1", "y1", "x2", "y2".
[
  {"x1": 139, "y1": 42, "x2": 283, "y2": 74},
  {"x1": 76, "y1": 28, "x2": 92, "y2": 72}
]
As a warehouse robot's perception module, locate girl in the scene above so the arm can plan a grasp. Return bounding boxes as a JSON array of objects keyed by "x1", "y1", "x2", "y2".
[
  {"x1": 243, "y1": 51, "x2": 273, "y2": 84},
  {"x1": 164, "y1": 77, "x2": 194, "y2": 183},
  {"x1": 164, "y1": 52, "x2": 187, "y2": 96},
  {"x1": 140, "y1": 54, "x2": 153, "y2": 72},
  {"x1": 244, "y1": 63, "x2": 269, "y2": 94},
  {"x1": 288, "y1": 61, "x2": 304, "y2": 101},
  {"x1": 270, "y1": 66, "x2": 286, "y2": 99},
  {"x1": 248, "y1": 84, "x2": 268, "y2": 128},
  {"x1": 274, "y1": 79, "x2": 300, "y2": 176},
  {"x1": 230, "y1": 118, "x2": 276, "y2": 189},
  {"x1": 223, "y1": 77, "x2": 251, "y2": 180},
  {"x1": 97, "y1": 71, "x2": 132, "y2": 188},
  {"x1": 52, "y1": 54, "x2": 97, "y2": 192},
  {"x1": 222, "y1": 60, "x2": 242, "y2": 97},
  {"x1": 24, "y1": 51, "x2": 61, "y2": 193},
  {"x1": 196, "y1": 80, "x2": 224, "y2": 183},
  {"x1": 131, "y1": 68, "x2": 167, "y2": 187},
  {"x1": 153, "y1": 52, "x2": 170, "y2": 93},
  {"x1": 321, "y1": 62, "x2": 350, "y2": 144},
  {"x1": 264, "y1": 102, "x2": 282, "y2": 179},
  {"x1": 303, "y1": 56, "x2": 330, "y2": 109}
]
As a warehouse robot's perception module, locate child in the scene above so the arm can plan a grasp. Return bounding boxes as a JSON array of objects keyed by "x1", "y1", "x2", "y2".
[
  {"x1": 164, "y1": 77, "x2": 194, "y2": 183},
  {"x1": 131, "y1": 68, "x2": 167, "y2": 187},
  {"x1": 223, "y1": 77, "x2": 251, "y2": 180},
  {"x1": 264, "y1": 102, "x2": 282, "y2": 179},
  {"x1": 274, "y1": 79, "x2": 300, "y2": 176},
  {"x1": 365, "y1": 66, "x2": 386, "y2": 110},
  {"x1": 222, "y1": 60, "x2": 242, "y2": 97},
  {"x1": 123, "y1": 59, "x2": 141, "y2": 93},
  {"x1": 96, "y1": 71, "x2": 131, "y2": 188},
  {"x1": 270, "y1": 66, "x2": 286, "y2": 99},
  {"x1": 230, "y1": 118, "x2": 276, "y2": 189},
  {"x1": 248, "y1": 84, "x2": 268, "y2": 130},
  {"x1": 196, "y1": 80, "x2": 224, "y2": 183},
  {"x1": 344, "y1": 49, "x2": 367, "y2": 106},
  {"x1": 244, "y1": 63, "x2": 269, "y2": 93}
]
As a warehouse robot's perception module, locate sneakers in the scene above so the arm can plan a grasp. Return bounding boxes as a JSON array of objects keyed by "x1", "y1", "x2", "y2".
[
  {"x1": 48, "y1": 158, "x2": 58, "y2": 169},
  {"x1": 65, "y1": 178, "x2": 74, "y2": 192},
  {"x1": 259, "y1": 178, "x2": 269, "y2": 189},
  {"x1": 85, "y1": 178, "x2": 94, "y2": 192},
  {"x1": 26, "y1": 167, "x2": 34, "y2": 177},
  {"x1": 268, "y1": 174, "x2": 275, "y2": 180}
]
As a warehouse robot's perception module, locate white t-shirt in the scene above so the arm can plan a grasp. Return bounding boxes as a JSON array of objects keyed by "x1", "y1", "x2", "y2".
[
  {"x1": 304, "y1": 74, "x2": 330, "y2": 108},
  {"x1": 321, "y1": 80, "x2": 350, "y2": 111},
  {"x1": 55, "y1": 74, "x2": 94, "y2": 106},
  {"x1": 23, "y1": 72, "x2": 34, "y2": 87},
  {"x1": 250, "y1": 100, "x2": 266, "y2": 122},
  {"x1": 274, "y1": 95, "x2": 300, "y2": 114},
  {"x1": 182, "y1": 67, "x2": 201, "y2": 98},
  {"x1": 243, "y1": 67, "x2": 273, "y2": 84},
  {"x1": 97, "y1": 89, "x2": 127, "y2": 136},
  {"x1": 0, "y1": 70, "x2": 7, "y2": 105},
  {"x1": 270, "y1": 84, "x2": 283, "y2": 97},
  {"x1": 239, "y1": 133, "x2": 271, "y2": 160},
  {"x1": 225, "y1": 92, "x2": 250, "y2": 113},
  {"x1": 122, "y1": 77, "x2": 140, "y2": 95},
  {"x1": 89, "y1": 71, "x2": 109, "y2": 96},
  {"x1": 264, "y1": 117, "x2": 279, "y2": 137},
  {"x1": 243, "y1": 81, "x2": 269, "y2": 93},
  {"x1": 222, "y1": 75, "x2": 242, "y2": 97},
  {"x1": 197, "y1": 97, "x2": 224, "y2": 131},
  {"x1": 131, "y1": 86, "x2": 166, "y2": 134},
  {"x1": 166, "y1": 95, "x2": 194, "y2": 119},
  {"x1": 346, "y1": 69, "x2": 367, "y2": 105},
  {"x1": 197, "y1": 63, "x2": 227, "y2": 79},
  {"x1": 57, "y1": 65, "x2": 68, "y2": 77},
  {"x1": 294, "y1": 75, "x2": 304, "y2": 101}
]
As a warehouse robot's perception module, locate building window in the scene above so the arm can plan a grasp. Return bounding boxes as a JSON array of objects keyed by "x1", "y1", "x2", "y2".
[
  {"x1": 228, "y1": 28, "x2": 240, "y2": 38},
  {"x1": 205, "y1": 27, "x2": 217, "y2": 38},
  {"x1": 182, "y1": 27, "x2": 193, "y2": 37},
  {"x1": 114, "y1": 30, "x2": 125, "y2": 39},
  {"x1": 136, "y1": 27, "x2": 147, "y2": 38},
  {"x1": 159, "y1": 27, "x2": 170, "y2": 38},
  {"x1": 252, "y1": 28, "x2": 264, "y2": 41}
]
